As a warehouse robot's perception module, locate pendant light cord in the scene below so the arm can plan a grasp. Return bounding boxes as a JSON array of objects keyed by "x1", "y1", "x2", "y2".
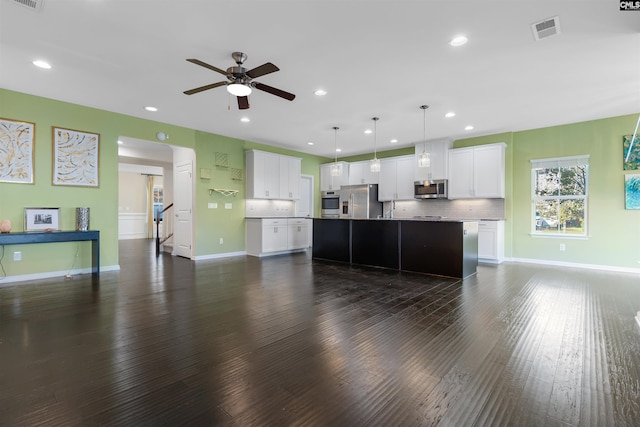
[
  {"x1": 333, "y1": 126, "x2": 339, "y2": 163},
  {"x1": 372, "y1": 117, "x2": 379, "y2": 158},
  {"x1": 421, "y1": 105, "x2": 429, "y2": 152}
]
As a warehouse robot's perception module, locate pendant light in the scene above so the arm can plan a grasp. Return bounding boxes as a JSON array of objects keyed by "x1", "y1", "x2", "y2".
[
  {"x1": 418, "y1": 105, "x2": 431, "y2": 168},
  {"x1": 370, "y1": 117, "x2": 380, "y2": 173},
  {"x1": 331, "y1": 126, "x2": 341, "y2": 176}
]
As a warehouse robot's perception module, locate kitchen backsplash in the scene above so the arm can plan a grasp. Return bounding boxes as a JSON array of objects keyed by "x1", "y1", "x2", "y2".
[
  {"x1": 245, "y1": 199, "x2": 296, "y2": 217},
  {"x1": 386, "y1": 199, "x2": 505, "y2": 220}
]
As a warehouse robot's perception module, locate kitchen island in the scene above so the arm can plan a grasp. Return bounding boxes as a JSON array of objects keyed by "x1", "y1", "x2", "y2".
[{"x1": 312, "y1": 218, "x2": 478, "y2": 279}]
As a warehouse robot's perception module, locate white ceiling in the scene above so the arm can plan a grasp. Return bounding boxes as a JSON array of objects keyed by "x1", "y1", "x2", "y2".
[{"x1": 1, "y1": 1, "x2": 638, "y2": 159}]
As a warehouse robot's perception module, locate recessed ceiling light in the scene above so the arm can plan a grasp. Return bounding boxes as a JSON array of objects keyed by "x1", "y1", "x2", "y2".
[
  {"x1": 314, "y1": 89, "x2": 327, "y2": 96},
  {"x1": 364, "y1": 129, "x2": 372, "y2": 134},
  {"x1": 445, "y1": 112, "x2": 456, "y2": 118},
  {"x1": 450, "y1": 35, "x2": 468, "y2": 47},
  {"x1": 390, "y1": 139, "x2": 398, "y2": 144},
  {"x1": 145, "y1": 106, "x2": 158, "y2": 112},
  {"x1": 336, "y1": 148, "x2": 342, "y2": 152},
  {"x1": 465, "y1": 125, "x2": 474, "y2": 131},
  {"x1": 307, "y1": 142, "x2": 314, "y2": 145},
  {"x1": 240, "y1": 117, "x2": 250, "y2": 123},
  {"x1": 32, "y1": 60, "x2": 51, "y2": 69}
]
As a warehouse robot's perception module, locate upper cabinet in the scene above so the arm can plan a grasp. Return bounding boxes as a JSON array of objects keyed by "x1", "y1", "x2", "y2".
[
  {"x1": 246, "y1": 150, "x2": 301, "y2": 200},
  {"x1": 320, "y1": 162, "x2": 349, "y2": 191},
  {"x1": 279, "y1": 155, "x2": 301, "y2": 199},
  {"x1": 348, "y1": 160, "x2": 379, "y2": 185},
  {"x1": 414, "y1": 138, "x2": 453, "y2": 181},
  {"x1": 447, "y1": 143, "x2": 506, "y2": 199},
  {"x1": 378, "y1": 155, "x2": 415, "y2": 201}
]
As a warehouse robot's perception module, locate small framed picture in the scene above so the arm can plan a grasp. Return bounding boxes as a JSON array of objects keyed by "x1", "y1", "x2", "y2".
[{"x1": 24, "y1": 207, "x2": 61, "y2": 232}]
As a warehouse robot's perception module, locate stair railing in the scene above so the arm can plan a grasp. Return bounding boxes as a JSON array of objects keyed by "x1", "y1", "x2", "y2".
[{"x1": 155, "y1": 203, "x2": 174, "y2": 257}]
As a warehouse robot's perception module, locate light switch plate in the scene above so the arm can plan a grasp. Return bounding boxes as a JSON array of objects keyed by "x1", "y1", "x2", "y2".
[
  {"x1": 224, "y1": 203, "x2": 232, "y2": 209},
  {"x1": 208, "y1": 203, "x2": 217, "y2": 209}
]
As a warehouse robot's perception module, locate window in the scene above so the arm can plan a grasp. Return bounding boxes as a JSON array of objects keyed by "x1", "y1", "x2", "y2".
[
  {"x1": 531, "y1": 155, "x2": 589, "y2": 236},
  {"x1": 153, "y1": 185, "x2": 163, "y2": 221}
]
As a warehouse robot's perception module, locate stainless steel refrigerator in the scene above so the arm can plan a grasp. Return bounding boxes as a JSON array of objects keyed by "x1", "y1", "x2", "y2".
[{"x1": 339, "y1": 184, "x2": 383, "y2": 219}]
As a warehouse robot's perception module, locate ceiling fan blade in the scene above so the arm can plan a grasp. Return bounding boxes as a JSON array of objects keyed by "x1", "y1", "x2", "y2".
[
  {"x1": 254, "y1": 82, "x2": 295, "y2": 101},
  {"x1": 246, "y1": 62, "x2": 279, "y2": 79},
  {"x1": 186, "y1": 58, "x2": 228, "y2": 76},
  {"x1": 183, "y1": 81, "x2": 226, "y2": 95},
  {"x1": 238, "y1": 96, "x2": 250, "y2": 110}
]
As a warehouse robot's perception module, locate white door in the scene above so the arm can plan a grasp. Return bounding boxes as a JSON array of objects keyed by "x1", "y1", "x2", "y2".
[
  {"x1": 295, "y1": 175, "x2": 314, "y2": 217},
  {"x1": 174, "y1": 161, "x2": 193, "y2": 258}
]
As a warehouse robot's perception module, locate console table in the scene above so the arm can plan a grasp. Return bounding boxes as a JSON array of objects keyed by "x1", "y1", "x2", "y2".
[{"x1": 0, "y1": 230, "x2": 100, "y2": 276}]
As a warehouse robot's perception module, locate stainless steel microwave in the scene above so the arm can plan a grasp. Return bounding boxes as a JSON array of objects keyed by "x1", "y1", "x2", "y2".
[{"x1": 414, "y1": 179, "x2": 448, "y2": 199}]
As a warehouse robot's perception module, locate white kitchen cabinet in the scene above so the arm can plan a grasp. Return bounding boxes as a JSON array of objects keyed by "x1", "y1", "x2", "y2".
[
  {"x1": 246, "y1": 218, "x2": 309, "y2": 257},
  {"x1": 287, "y1": 218, "x2": 309, "y2": 250},
  {"x1": 246, "y1": 150, "x2": 301, "y2": 200},
  {"x1": 478, "y1": 220, "x2": 504, "y2": 263},
  {"x1": 378, "y1": 155, "x2": 415, "y2": 201},
  {"x1": 320, "y1": 162, "x2": 349, "y2": 191},
  {"x1": 414, "y1": 138, "x2": 453, "y2": 181},
  {"x1": 279, "y1": 155, "x2": 301, "y2": 199},
  {"x1": 348, "y1": 160, "x2": 379, "y2": 185},
  {"x1": 448, "y1": 143, "x2": 506, "y2": 199}
]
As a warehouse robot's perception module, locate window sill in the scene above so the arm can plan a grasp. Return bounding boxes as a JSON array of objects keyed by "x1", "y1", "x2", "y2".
[{"x1": 530, "y1": 233, "x2": 590, "y2": 240}]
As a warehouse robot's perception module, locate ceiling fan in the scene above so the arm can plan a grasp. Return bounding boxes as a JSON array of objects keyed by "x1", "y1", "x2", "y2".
[{"x1": 183, "y1": 52, "x2": 296, "y2": 110}]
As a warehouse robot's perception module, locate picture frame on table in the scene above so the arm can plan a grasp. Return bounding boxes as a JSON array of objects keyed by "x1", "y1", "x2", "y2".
[
  {"x1": 24, "y1": 207, "x2": 61, "y2": 232},
  {"x1": 52, "y1": 126, "x2": 100, "y2": 187},
  {"x1": 0, "y1": 117, "x2": 35, "y2": 184}
]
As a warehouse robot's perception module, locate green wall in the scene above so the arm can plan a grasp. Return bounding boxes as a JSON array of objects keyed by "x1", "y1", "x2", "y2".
[
  {"x1": 194, "y1": 132, "x2": 324, "y2": 256},
  {"x1": 456, "y1": 116, "x2": 640, "y2": 269},
  {"x1": 0, "y1": 89, "x2": 324, "y2": 278}
]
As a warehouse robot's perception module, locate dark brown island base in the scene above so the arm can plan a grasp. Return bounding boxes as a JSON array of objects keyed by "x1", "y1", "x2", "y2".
[{"x1": 312, "y1": 218, "x2": 478, "y2": 279}]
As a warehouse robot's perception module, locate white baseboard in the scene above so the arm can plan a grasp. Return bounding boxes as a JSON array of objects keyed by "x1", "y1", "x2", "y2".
[
  {"x1": 509, "y1": 257, "x2": 640, "y2": 274},
  {"x1": 0, "y1": 264, "x2": 121, "y2": 285},
  {"x1": 193, "y1": 251, "x2": 247, "y2": 261}
]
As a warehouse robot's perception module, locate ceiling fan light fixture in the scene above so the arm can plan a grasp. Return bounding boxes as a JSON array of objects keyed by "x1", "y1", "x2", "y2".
[{"x1": 227, "y1": 83, "x2": 252, "y2": 97}]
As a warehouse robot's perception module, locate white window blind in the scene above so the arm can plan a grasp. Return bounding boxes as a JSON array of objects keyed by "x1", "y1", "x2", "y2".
[{"x1": 530, "y1": 155, "x2": 589, "y2": 170}]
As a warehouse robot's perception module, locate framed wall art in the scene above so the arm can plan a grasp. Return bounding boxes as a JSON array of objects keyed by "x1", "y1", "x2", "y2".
[
  {"x1": 0, "y1": 117, "x2": 35, "y2": 184},
  {"x1": 24, "y1": 207, "x2": 61, "y2": 232},
  {"x1": 623, "y1": 134, "x2": 640, "y2": 171},
  {"x1": 52, "y1": 126, "x2": 100, "y2": 187},
  {"x1": 625, "y1": 174, "x2": 640, "y2": 210}
]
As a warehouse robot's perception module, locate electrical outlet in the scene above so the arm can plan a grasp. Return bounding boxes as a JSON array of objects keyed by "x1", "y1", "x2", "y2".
[
  {"x1": 13, "y1": 251, "x2": 21, "y2": 261},
  {"x1": 219, "y1": 238, "x2": 223, "y2": 245},
  {"x1": 559, "y1": 244, "x2": 566, "y2": 251}
]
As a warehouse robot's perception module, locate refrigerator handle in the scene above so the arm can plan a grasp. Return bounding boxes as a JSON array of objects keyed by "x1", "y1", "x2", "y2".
[{"x1": 350, "y1": 193, "x2": 354, "y2": 218}]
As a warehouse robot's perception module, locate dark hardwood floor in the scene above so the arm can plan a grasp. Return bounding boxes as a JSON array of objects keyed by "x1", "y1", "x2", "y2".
[{"x1": 1, "y1": 239, "x2": 640, "y2": 426}]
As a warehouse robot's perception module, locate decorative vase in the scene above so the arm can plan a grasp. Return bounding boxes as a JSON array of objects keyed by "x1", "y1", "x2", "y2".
[
  {"x1": 76, "y1": 208, "x2": 90, "y2": 231},
  {"x1": 0, "y1": 219, "x2": 11, "y2": 233}
]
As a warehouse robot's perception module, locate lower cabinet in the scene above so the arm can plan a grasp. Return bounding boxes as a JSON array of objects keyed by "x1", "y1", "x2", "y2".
[
  {"x1": 246, "y1": 218, "x2": 309, "y2": 257},
  {"x1": 478, "y1": 220, "x2": 504, "y2": 263}
]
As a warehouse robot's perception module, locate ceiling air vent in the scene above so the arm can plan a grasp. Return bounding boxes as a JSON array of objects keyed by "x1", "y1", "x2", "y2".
[
  {"x1": 10, "y1": 0, "x2": 43, "y2": 11},
  {"x1": 531, "y1": 16, "x2": 561, "y2": 41}
]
